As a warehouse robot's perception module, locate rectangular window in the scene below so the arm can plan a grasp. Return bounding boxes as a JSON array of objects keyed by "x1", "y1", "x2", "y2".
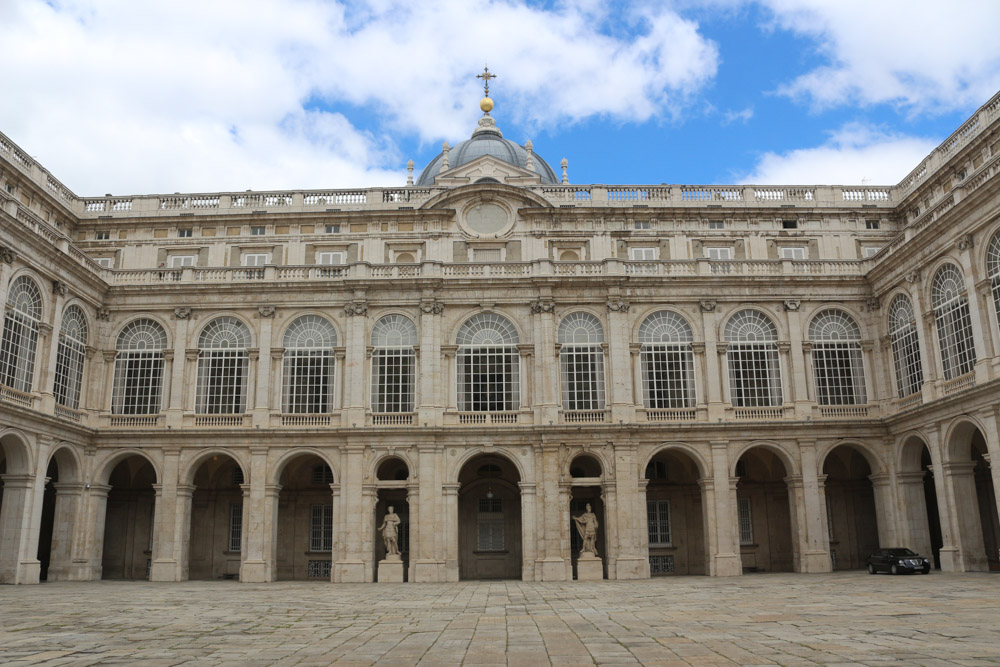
[
  {"x1": 250, "y1": 226, "x2": 266, "y2": 236},
  {"x1": 371, "y1": 348, "x2": 415, "y2": 413},
  {"x1": 317, "y1": 251, "x2": 344, "y2": 265},
  {"x1": 170, "y1": 255, "x2": 195, "y2": 268},
  {"x1": 705, "y1": 247, "x2": 732, "y2": 260},
  {"x1": 780, "y1": 246, "x2": 806, "y2": 260},
  {"x1": 630, "y1": 247, "x2": 657, "y2": 261},
  {"x1": 178, "y1": 228, "x2": 193, "y2": 238},
  {"x1": 112, "y1": 351, "x2": 164, "y2": 414},
  {"x1": 560, "y1": 345, "x2": 606, "y2": 411},
  {"x1": 94, "y1": 257, "x2": 114, "y2": 268},
  {"x1": 477, "y1": 497, "x2": 504, "y2": 551},
  {"x1": 95, "y1": 231, "x2": 110, "y2": 240},
  {"x1": 865, "y1": 220, "x2": 880, "y2": 230},
  {"x1": 738, "y1": 498, "x2": 753, "y2": 545},
  {"x1": 324, "y1": 224, "x2": 340, "y2": 234},
  {"x1": 641, "y1": 345, "x2": 696, "y2": 409},
  {"x1": 473, "y1": 247, "x2": 502, "y2": 262},
  {"x1": 708, "y1": 220, "x2": 725, "y2": 230},
  {"x1": 862, "y1": 246, "x2": 882, "y2": 258},
  {"x1": 242, "y1": 253, "x2": 270, "y2": 266},
  {"x1": 634, "y1": 220, "x2": 650, "y2": 230},
  {"x1": 781, "y1": 220, "x2": 798, "y2": 229},
  {"x1": 647, "y1": 500, "x2": 671, "y2": 546},
  {"x1": 229, "y1": 503, "x2": 243, "y2": 552},
  {"x1": 310, "y1": 504, "x2": 333, "y2": 552}
]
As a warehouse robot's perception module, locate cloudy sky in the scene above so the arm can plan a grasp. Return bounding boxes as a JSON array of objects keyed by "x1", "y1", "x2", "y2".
[{"x1": 1, "y1": 0, "x2": 998, "y2": 195}]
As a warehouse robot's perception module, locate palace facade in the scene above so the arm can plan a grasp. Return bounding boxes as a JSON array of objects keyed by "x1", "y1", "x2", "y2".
[{"x1": 2, "y1": 92, "x2": 1000, "y2": 585}]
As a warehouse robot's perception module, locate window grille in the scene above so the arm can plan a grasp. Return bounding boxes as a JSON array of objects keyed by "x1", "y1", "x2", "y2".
[
  {"x1": 638, "y1": 311, "x2": 695, "y2": 409},
  {"x1": 312, "y1": 464, "x2": 334, "y2": 485},
  {"x1": 242, "y1": 253, "x2": 270, "y2": 266},
  {"x1": 370, "y1": 315, "x2": 417, "y2": 413},
  {"x1": 987, "y1": 232, "x2": 1000, "y2": 333},
  {"x1": 809, "y1": 309, "x2": 866, "y2": 405},
  {"x1": 932, "y1": 264, "x2": 976, "y2": 379},
  {"x1": 477, "y1": 497, "x2": 504, "y2": 551},
  {"x1": 195, "y1": 317, "x2": 250, "y2": 414},
  {"x1": 457, "y1": 313, "x2": 520, "y2": 412},
  {"x1": 232, "y1": 467, "x2": 244, "y2": 485},
  {"x1": 780, "y1": 246, "x2": 806, "y2": 260},
  {"x1": 558, "y1": 312, "x2": 606, "y2": 411},
  {"x1": 649, "y1": 554, "x2": 675, "y2": 574},
  {"x1": 112, "y1": 319, "x2": 167, "y2": 414},
  {"x1": 630, "y1": 247, "x2": 657, "y2": 261},
  {"x1": 54, "y1": 305, "x2": 88, "y2": 409},
  {"x1": 228, "y1": 503, "x2": 243, "y2": 552},
  {"x1": 169, "y1": 255, "x2": 195, "y2": 268},
  {"x1": 0, "y1": 276, "x2": 42, "y2": 392},
  {"x1": 645, "y1": 460, "x2": 667, "y2": 480},
  {"x1": 281, "y1": 315, "x2": 336, "y2": 414},
  {"x1": 647, "y1": 500, "x2": 671, "y2": 545},
  {"x1": 310, "y1": 504, "x2": 333, "y2": 552},
  {"x1": 725, "y1": 310, "x2": 782, "y2": 407},
  {"x1": 307, "y1": 560, "x2": 332, "y2": 578},
  {"x1": 738, "y1": 498, "x2": 753, "y2": 545},
  {"x1": 888, "y1": 294, "x2": 923, "y2": 398}
]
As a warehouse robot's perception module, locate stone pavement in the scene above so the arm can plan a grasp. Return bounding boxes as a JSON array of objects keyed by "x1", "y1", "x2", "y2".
[{"x1": 1, "y1": 572, "x2": 999, "y2": 666}]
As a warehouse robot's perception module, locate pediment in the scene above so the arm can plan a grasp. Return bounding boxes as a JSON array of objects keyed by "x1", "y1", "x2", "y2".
[{"x1": 432, "y1": 155, "x2": 543, "y2": 187}]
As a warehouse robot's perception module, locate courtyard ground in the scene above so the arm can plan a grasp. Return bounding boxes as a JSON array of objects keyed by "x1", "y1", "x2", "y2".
[{"x1": 1, "y1": 572, "x2": 998, "y2": 666}]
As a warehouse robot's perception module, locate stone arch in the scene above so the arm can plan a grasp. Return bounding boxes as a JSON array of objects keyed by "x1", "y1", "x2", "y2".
[
  {"x1": 275, "y1": 310, "x2": 341, "y2": 346},
  {"x1": 185, "y1": 449, "x2": 247, "y2": 580},
  {"x1": 924, "y1": 256, "x2": 967, "y2": 307},
  {"x1": 0, "y1": 428, "x2": 33, "y2": 475},
  {"x1": 567, "y1": 452, "x2": 604, "y2": 479},
  {"x1": 95, "y1": 448, "x2": 160, "y2": 486},
  {"x1": 943, "y1": 415, "x2": 990, "y2": 463},
  {"x1": 457, "y1": 450, "x2": 524, "y2": 580},
  {"x1": 942, "y1": 416, "x2": 998, "y2": 570},
  {"x1": 894, "y1": 431, "x2": 942, "y2": 568},
  {"x1": 194, "y1": 312, "x2": 256, "y2": 348},
  {"x1": 642, "y1": 442, "x2": 710, "y2": 480},
  {"x1": 643, "y1": 443, "x2": 710, "y2": 576},
  {"x1": 733, "y1": 442, "x2": 798, "y2": 573},
  {"x1": 181, "y1": 448, "x2": 248, "y2": 486},
  {"x1": 896, "y1": 430, "x2": 936, "y2": 472},
  {"x1": 447, "y1": 308, "x2": 525, "y2": 346},
  {"x1": 803, "y1": 303, "x2": 871, "y2": 339},
  {"x1": 268, "y1": 448, "x2": 339, "y2": 486},
  {"x1": 111, "y1": 314, "x2": 174, "y2": 349},
  {"x1": 7, "y1": 268, "x2": 49, "y2": 317},
  {"x1": 450, "y1": 446, "x2": 530, "y2": 485},
  {"x1": 273, "y1": 450, "x2": 339, "y2": 581},
  {"x1": 821, "y1": 442, "x2": 881, "y2": 570},
  {"x1": 46, "y1": 443, "x2": 83, "y2": 484},
  {"x1": 717, "y1": 305, "x2": 788, "y2": 342},
  {"x1": 730, "y1": 440, "x2": 799, "y2": 477},
  {"x1": 100, "y1": 451, "x2": 159, "y2": 580},
  {"x1": 374, "y1": 455, "x2": 412, "y2": 482},
  {"x1": 817, "y1": 440, "x2": 884, "y2": 476},
  {"x1": 632, "y1": 306, "x2": 700, "y2": 343}
]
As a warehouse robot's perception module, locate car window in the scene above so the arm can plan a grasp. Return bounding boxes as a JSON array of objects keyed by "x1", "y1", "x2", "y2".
[{"x1": 888, "y1": 548, "x2": 916, "y2": 557}]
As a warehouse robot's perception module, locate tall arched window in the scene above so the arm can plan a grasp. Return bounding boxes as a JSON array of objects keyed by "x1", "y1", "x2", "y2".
[
  {"x1": 371, "y1": 315, "x2": 417, "y2": 413},
  {"x1": 558, "y1": 312, "x2": 605, "y2": 411},
  {"x1": 932, "y1": 264, "x2": 976, "y2": 379},
  {"x1": 54, "y1": 305, "x2": 88, "y2": 409},
  {"x1": 457, "y1": 313, "x2": 519, "y2": 412},
  {"x1": 282, "y1": 315, "x2": 336, "y2": 414},
  {"x1": 809, "y1": 309, "x2": 866, "y2": 405},
  {"x1": 0, "y1": 276, "x2": 42, "y2": 392},
  {"x1": 724, "y1": 310, "x2": 782, "y2": 407},
  {"x1": 638, "y1": 310, "x2": 695, "y2": 408},
  {"x1": 112, "y1": 318, "x2": 167, "y2": 414},
  {"x1": 987, "y1": 232, "x2": 1000, "y2": 330},
  {"x1": 888, "y1": 294, "x2": 923, "y2": 398},
  {"x1": 196, "y1": 317, "x2": 251, "y2": 414}
]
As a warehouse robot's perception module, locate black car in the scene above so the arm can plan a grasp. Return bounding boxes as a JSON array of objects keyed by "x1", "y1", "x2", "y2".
[{"x1": 866, "y1": 548, "x2": 931, "y2": 574}]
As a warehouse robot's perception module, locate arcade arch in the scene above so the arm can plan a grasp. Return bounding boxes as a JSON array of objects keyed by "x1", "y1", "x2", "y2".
[
  {"x1": 457, "y1": 453, "x2": 522, "y2": 580},
  {"x1": 643, "y1": 447, "x2": 706, "y2": 575},
  {"x1": 275, "y1": 453, "x2": 337, "y2": 581},
  {"x1": 897, "y1": 435, "x2": 942, "y2": 568},
  {"x1": 101, "y1": 454, "x2": 157, "y2": 579},
  {"x1": 822, "y1": 445, "x2": 879, "y2": 569},
  {"x1": 734, "y1": 446, "x2": 796, "y2": 572},
  {"x1": 187, "y1": 453, "x2": 245, "y2": 580},
  {"x1": 944, "y1": 421, "x2": 999, "y2": 571}
]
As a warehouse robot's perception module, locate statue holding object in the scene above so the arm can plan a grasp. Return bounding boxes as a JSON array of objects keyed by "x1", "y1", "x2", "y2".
[{"x1": 573, "y1": 502, "x2": 599, "y2": 556}]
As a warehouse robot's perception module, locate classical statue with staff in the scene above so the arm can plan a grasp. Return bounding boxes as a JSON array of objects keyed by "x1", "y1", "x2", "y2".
[{"x1": 573, "y1": 503, "x2": 599, "y2": 556}]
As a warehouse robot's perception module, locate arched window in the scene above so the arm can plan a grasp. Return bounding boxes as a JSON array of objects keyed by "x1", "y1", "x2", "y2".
[
  {"x1": 558, "y1": 312, "x2": 605, "y2": 411},
  {"x1": 0, "y1": 276, "x2": 42, "y2": 392},
  {"x1": 932, "y1": 264, "x2": 976, "y2": 379},
  {"x1": 195, "y1": 317, "x2": 251, "y2": 414},
  {"x1": 888, "y1": 294, "x2": 923, "y2": 398},
  {"x1": 112, "y1": 318, "x2": 167, "y2": 414},
  {"x1": 987, "y1": 232, "x2": 1000, "y2": 330},
  {"x1": 724, "y1": 310, "x2": 782, "y2": 407},
  {"x1": 809, "y1": 309, "x2": 866, "y2": 405},
  {"x1": 370, "y1": 315, "x2": 417, "y2": 413},
  {"x1": 638, "y1": 311, "x2": 695, "y2": 409},
  {"x1": 54, "y1": 305, "x2": 88, "y2": 409},
  {"x1": 456, "y1": 313, "x2": 519, "y2": 412},
  {"x1": 282, "y1": 315, "x2": 336, "y2": 414}
]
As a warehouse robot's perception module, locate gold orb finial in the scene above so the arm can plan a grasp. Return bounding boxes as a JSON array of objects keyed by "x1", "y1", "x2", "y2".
[
  {"x1": 476, "y1": 65, "x2": 497, "y2": 115},
  {"x1": 480, "y1": 97, "x2": 494, "y2": 113}
]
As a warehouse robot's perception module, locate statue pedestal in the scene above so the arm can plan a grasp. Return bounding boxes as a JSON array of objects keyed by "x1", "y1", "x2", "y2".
[
  {"x1": 576, "y1": 553, "x2": 603, "y2": 581},
  {"x1": 377, "y1": 555, "x2": 404, "y2": 583}
]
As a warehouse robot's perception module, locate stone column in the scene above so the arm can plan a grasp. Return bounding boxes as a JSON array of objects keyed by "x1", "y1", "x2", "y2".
[
  {"x1": 518, "y1": 481, "x2": 537, "y2": 581},
  {"x1": 784, "y1": 475, "x2": 807, "y2": 572},
  {"x1": 334, "y1": 445, "x2": 366, "y2": 582},
  {"x1": 0, "y1": 246, "x2": 15, "y2": 314},
  {"x1": 868, "y1": 472, "x2": 898, "y2": 548},
  {"x1": 707, "y1": 442, "x2": 741, "y2": 576},
  {"x1": 165, "y1": 311, "x2": 189, "y2": 427},
  {"x1": 442, "y1": 482, "x2": 460, "y2": 582},
  {"x1": 342, "y1": 301, "x2": 368, "y2": 427},
  {"x1": 611, "y1": 444, "x2": 644, "y2": 579},
  {"x1": 941, "y1": 460, "x2": 988, "y2": 571},
  {"x1": 558, "y1": 481, "x2": 573, "y2": 581},
  {"x1": 46, "y1": 481, "x2": 85, "y2": 581},
  {"x1": 602, "y1": 480, "x2": 619, "y2": 579},
  {"x1": 0, "y1": 473, "x2": 39, "y2": 584},
  {"x1": 700, "y1": 303, "x2": 724, "y2": 421},
  {"x1": 530, "y1": 298, "x2": 558, "y2": 424},
  {"x1": 418, "y1": 299, "x2": 444, "y2": 426},
  {"x1": 896, "y1": 471, "x2": 933, "y2": 560},
  {"x1": 606, "y1": 299, "x2": 635, "y2": 422},
  {"x1": 253, "y1": 307, "x2": 275, "y2": 426},
  {"x1": 239, "y1": 447, "x2": 272, "y2": 582},
  {"x1": 536, "y1": 445, "x2": 567, "y2": 580},
  {"x1": 795, "y1": 441, "x2": 832, "y2": 572},
  {"x1": 405, "y1": 480, "x2": 419, "y2": 582},
  {"x1": 329, "y1": 482, "x2": 341, "y2": 582},
  {"x1": 777, "y1": 342, "x2": 793, "y2": 415},
  {"x1": 635, "y1": 479, "x2": 651, "y2": 578},
  {"x1": 39, "y1": 283, "x2": 67, "y2": 412},
  {"x1": 784, "y1": 304, "x2": 811, "y2": 417},
  {"x1": 361, "y1": 483, "x2": 376, "y2": 582},
  {"x1": 83, "y1": 483, "x2": 112, "y2": 581},
  {"x1": 977, "y1": 407, "x2": 1000, "y2": 529},
  {"x1": 149, "y1": 448, "x2": 183, "y2": 581},
  {"x1": 413, "y1": 445, "x2": 444, "y2": 582}
]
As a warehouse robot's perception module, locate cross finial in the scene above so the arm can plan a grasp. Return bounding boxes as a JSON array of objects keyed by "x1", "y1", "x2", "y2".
[{"x1": 476, "y1": 64, "x2": 497, "y2": 98}]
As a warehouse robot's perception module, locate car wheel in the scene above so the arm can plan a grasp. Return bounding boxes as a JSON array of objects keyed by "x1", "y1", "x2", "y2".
[
  {"x1": 890, "y1": 564, "x2": 899, "y2": 575},
  {"x1": 867, "y1": 564, "x2": 876, "y2": 575},
  {"x1": 922, "y1": 567, "x2": 930, "y2": 574}
]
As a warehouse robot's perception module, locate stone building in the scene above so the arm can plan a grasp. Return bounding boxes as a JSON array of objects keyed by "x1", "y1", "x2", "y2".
[{"x1": 1, "y1": 90, "x2": 1000, "y2": 586}]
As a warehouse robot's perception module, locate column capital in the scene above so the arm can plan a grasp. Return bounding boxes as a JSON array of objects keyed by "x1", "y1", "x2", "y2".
[
  {"x1": 783, "y1": 474, "x2": 804, "y2": 488},
  {"x1": 517, "y1": 482, "x2": 537, "y2": 494},
  {"x1": 442, "y1": 482, "x2": 461, "y2": 495}
]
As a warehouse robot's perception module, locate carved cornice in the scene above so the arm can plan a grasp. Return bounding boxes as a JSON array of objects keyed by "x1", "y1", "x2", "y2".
[
  {"x1": 606, "y1": 299, "x2": 630, "y2": 313},
  {"x1": 420, "y1": 301, "x2": 444, "y2": 315},
  {"x1": 344, "y1": 302, "x2": 368, "y2": 317},
  {"x1": 530, "y1": 300, "x2": 554, "y2": 315}
]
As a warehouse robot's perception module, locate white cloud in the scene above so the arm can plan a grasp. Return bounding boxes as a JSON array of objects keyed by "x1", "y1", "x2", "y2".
[
  {"x1": 757, "y1": 0, "x2": 1000, "y2": 112},
  {"x1": 0, "y1": 0, "x2": 719, "y2": 195},
  {"x1": 722, "y1": 107, "x2": 753, "y2": 125},
  {"x1": 736, "y1": 123, "x2": 938, "y2": 185}
]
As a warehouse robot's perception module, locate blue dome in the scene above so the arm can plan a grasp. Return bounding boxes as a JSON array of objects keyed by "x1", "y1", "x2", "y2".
[{"x1": 416, "y1": 118, "x2": 559, "y2": 186}]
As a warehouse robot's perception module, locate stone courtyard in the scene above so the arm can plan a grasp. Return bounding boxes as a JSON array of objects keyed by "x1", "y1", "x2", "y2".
[{"x1": 2, "y1": 573, "x2": 999, "y2": 666}]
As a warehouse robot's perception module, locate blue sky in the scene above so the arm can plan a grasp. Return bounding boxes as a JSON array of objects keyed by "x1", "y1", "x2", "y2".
[{"x1": 0, "y1": 0, "x2": 998, "y2": 194}]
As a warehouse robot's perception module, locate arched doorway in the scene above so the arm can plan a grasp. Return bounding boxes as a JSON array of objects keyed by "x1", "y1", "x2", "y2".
[
  {"x1": 188, "y1": 454, "x2": 245, "y2": 580},
  {"x1": 37, "y1": 447, "x2": 82, "y2": 581},
  {"x1": 275, "y1": 454, "x2": 336, "y2": 581},
  {"x1": 945, "y1": 423, "x2": 999, "y2": 571},
  {"x1": 898, "y1": 437, "x2": 942, "y2": 568},
  {"x1": 458, "y1": 454, "x2": 522, "y2": 580},
  {"x1": 971, "y1": 432, "x2": 1000, "y2": 570},
  {"x1": 644, "y1": 448, "x2": 705, "y2": 575},
  {"x1": 374, "y1": 457, "x2": 410, "y2": 582},
  {"x1": 37, "y1": 459, "x2": 57, "y2": 581},
  {"x1": 569, "y1": 454, "x2": 606, "y2": 580},
  {"x1": 102, "y1": 455, "x2": 157, "y2": 579},
  {"x1": 0, "y1": 433, "x2": 35, "y2": 583},
  {"x1": 822, "y1": 446, "x2": 879, "y2": 570},
  {"x1": 735, "y1": 447, "x2": 794, "y2": 573}
]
